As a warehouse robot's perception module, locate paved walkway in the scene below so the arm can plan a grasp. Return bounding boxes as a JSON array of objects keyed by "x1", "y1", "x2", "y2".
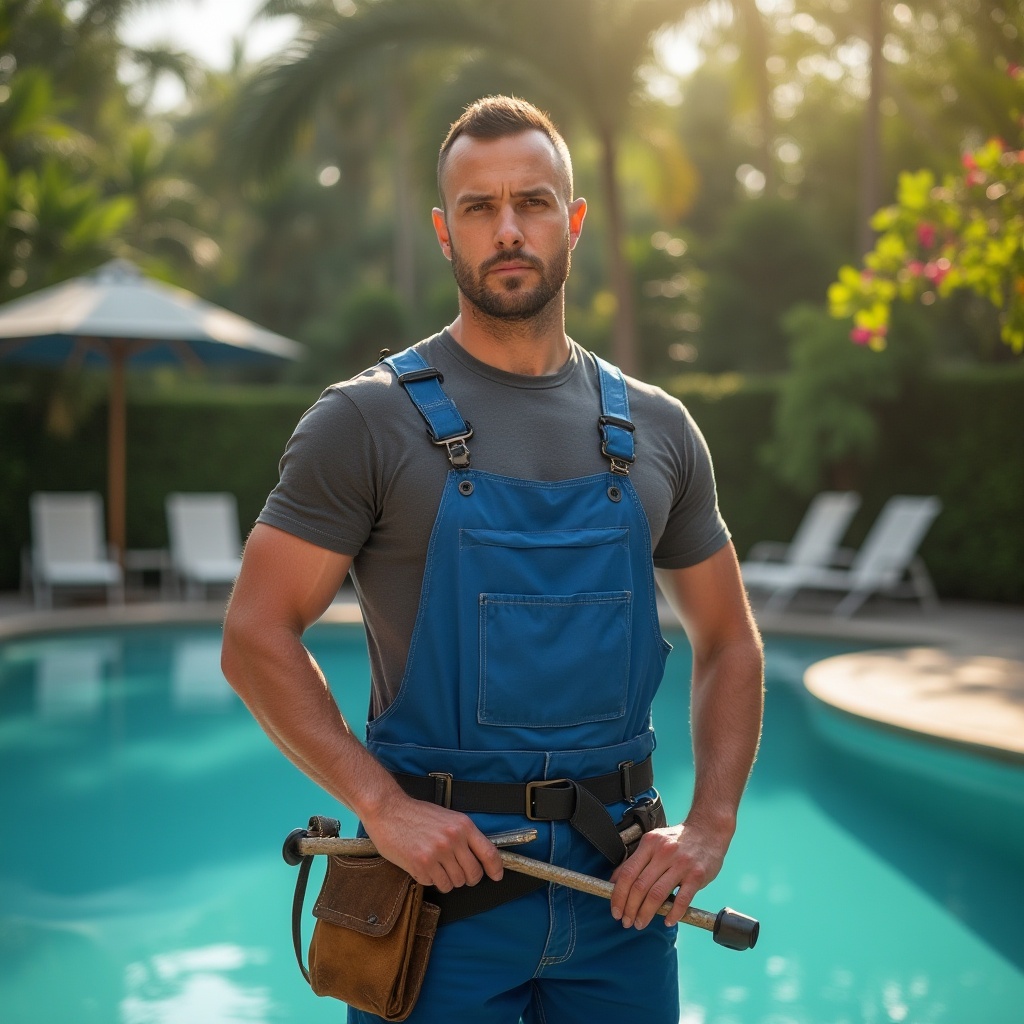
[{"x1": 3, "y1": 589, "x2": 1023, "y2": 761}]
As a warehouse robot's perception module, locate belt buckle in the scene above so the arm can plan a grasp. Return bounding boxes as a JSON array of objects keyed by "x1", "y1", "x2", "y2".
[{"x1": 525, "y1": 778, "x2": 568, "y2": 820}]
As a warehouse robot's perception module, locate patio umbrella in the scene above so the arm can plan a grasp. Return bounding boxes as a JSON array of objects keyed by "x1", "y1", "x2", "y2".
[{"x1": 0, "y1": 259, "x2": 303, "y2": 556}]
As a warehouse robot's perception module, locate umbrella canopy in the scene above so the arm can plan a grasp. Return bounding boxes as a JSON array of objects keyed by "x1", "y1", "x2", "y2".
[{"x1": 0, "y1": 259, "x2": 304, "y2": 555}]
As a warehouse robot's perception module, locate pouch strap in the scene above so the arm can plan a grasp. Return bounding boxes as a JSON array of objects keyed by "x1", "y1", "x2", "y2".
[{"x1": 287, "y1": 815, "x2": 341, "y2": 986}]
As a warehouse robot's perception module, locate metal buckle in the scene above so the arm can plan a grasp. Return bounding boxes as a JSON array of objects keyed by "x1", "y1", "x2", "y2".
[
  {"x1": 431, "y1": 424, "x2": 473, "y2": 469},
  {"x1": 525, "y1": 778, "x2": 569, "y2": 820},
  {"x1": 605, "y1": 454, "x2": 632, "y2": 476},
  {"x1": 618, "y1": 760, "x2": 636, "y2": 805},
  {"x1": 428, "y1": 771, "x2": 453, "y2": 809}
]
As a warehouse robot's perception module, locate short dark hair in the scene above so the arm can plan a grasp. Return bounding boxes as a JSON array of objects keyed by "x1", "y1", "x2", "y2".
[{"x1": 437, "y1": 95, "x2": 573, "y2": 207}]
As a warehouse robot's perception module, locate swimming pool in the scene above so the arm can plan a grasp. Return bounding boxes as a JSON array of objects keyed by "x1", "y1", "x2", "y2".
[{"x1": 0, "y1": 623, "x2": 1021, "y2": 1023}]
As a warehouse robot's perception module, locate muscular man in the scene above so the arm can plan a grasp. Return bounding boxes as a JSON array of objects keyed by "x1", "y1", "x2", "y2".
[{"x1": 222, "y1": 95, "x2": 763, "y2": 1023}]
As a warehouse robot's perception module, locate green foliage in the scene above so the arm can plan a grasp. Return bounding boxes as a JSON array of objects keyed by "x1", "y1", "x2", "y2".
[
  {"x1": 761, "y1": 305, "x2": 903, "y2": 495},
  {"x1": 299, "y1": 284, "x2": 410, "y2": 383},
  {"x1": 829, "y1": 94, "x2": 1024, "y2": 353},
  {"x1": 697, "y1": 200, "x2": 840, "y2": 373}
]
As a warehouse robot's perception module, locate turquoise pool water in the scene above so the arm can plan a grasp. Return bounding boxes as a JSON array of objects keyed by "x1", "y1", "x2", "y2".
[{"x1": 0, "y1": 624, "x2": 1021, "y2": 1023}]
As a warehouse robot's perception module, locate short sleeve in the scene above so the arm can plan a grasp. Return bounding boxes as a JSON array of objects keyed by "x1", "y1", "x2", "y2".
[
  {"x1": 651, "y1": 405, "x2": 730, "y2": 569},
  {"x1": 257, "y1": 387, "x2": 379, "y2": 556}
]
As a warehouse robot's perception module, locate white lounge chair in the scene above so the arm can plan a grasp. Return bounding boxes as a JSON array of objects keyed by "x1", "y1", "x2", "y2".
[
  {"x1": 166, "y1": 492, "x2": 243, "y2": 600},
  {"x1": 28, "y1": 492, "x2": 124, "y2": 608},
  {"x1": 751, "y1": 495, "x2": 942, "y2": 617},
  {"x1": 741, "y1": 492, "x2": 861, "y2": 612}
]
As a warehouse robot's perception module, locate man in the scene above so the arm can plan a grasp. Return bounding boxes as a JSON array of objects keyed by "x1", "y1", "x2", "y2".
[{"x1": 222, "y1": 95, "x2": 763, "y2": 1023}]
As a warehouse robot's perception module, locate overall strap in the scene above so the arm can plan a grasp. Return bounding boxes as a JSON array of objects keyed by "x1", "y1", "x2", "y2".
[
  {"x1": 384, "y1": 348, "x2": 473, "y2": 468},
  {"x1": 594, "y1": 355, "x2": 636, "y2": 475}
]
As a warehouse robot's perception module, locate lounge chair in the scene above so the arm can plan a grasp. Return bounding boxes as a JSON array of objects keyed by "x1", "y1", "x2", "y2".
[
  {"x1": 750, "y1": 495, "x2": 942, "y2": 617},
  {"x1": 28, "y1": 492, "x2": 124, "y2": 608},
  {"x1": 741, "y1": 492, "x2": 861, "y2": 612},
  {"x1": 165, "y1": 492, "x2": 243, "y2": 600}
]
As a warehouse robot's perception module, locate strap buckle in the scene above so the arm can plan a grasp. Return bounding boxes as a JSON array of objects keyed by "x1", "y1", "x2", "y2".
[
  {"x1": 431, "y1": 424, "x2": 473, "y2": 469},
  {"x1": 429, "y1": 771, "x2": 453, "y2": 808},
  {"x1": 598, "y1": 415, "x2": 635, "y2": 476},
  {"x1": 525, "y1": 778, "x2": 570, "y2": 820},
  {"x1": 618, "y1": 760, "x2": 637, "y2": 805}
]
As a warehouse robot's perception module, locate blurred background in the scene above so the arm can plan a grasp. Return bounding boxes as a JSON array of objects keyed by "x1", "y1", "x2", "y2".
[{"x1": 0, "y1": 0, "x2": 1021, "y2": 603}]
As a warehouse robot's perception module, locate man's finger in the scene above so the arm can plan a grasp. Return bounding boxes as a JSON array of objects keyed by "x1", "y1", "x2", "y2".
[{"x1": 468, "y1": 829, "x2": 504, "y2": 882}]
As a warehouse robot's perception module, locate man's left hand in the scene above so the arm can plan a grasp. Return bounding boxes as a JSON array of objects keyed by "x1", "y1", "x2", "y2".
[{"x1": 608, "y1": 823, "x2": 728, "y2": 930}]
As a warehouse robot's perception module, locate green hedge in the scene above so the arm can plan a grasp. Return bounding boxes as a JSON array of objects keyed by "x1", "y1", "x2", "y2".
[
  {"x1": 1, "y1": 369, "x2": 1021, "y2": 602},
  {"x1": 675, "y1": 366, "x2": 1024, "y2": 603}
]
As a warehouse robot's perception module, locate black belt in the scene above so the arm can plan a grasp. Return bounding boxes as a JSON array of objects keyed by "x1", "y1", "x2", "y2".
[{"x1": 392, "y1": 756, "x2": 654, "y2": 820}]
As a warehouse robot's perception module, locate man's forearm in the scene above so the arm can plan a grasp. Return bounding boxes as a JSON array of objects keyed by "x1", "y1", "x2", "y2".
[
  {"x1": 221, "y1": 616, "x2": 404, "y2": 821},
  {"x1": 687, "y1": 634, "x2": 764, "y2": 839}
]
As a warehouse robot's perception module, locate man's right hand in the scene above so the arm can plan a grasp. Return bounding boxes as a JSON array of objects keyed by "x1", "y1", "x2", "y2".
[{"x1": 363, "y1": 792, "x2": 504, "y2": 891}]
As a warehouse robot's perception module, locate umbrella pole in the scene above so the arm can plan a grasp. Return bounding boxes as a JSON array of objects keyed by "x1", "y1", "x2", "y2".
[{"x1": 108, "y1": 343, "x2": 127, "y2": 561}]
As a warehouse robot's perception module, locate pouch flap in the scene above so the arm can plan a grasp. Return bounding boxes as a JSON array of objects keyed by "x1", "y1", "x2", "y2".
[{"x1": 312, "y1": 856, "x2": 419, "y2": 938}]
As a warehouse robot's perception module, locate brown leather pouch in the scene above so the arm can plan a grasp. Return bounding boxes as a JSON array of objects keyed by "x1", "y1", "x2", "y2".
[
  {"x1": 288, "y1": 818, "x2": 440, "y2": 1022},
  {"x1": 309, "y1": 855, "x2": 440, "y2": 1020}
]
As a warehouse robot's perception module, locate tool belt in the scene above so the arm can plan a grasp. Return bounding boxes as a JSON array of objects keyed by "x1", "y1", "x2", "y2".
[
  {"x1": 392, "y1": 756, "x2": 663, "y2": 923},
  {"x1": 290, "y1": 816, "x2": 439, "y2": 1021}
]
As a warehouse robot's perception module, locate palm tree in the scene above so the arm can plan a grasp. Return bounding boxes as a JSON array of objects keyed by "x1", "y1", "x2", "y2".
[{"x1": 234, "y1": 0, "x2": 701, "y2": 375}]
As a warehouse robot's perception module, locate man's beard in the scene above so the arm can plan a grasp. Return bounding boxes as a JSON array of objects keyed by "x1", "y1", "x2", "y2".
[{"x1": 450, "y1": 238, "x2": 570, "y2": 321}]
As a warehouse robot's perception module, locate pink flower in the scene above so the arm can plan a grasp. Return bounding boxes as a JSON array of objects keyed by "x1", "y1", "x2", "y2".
[
  {"x1": 907, "y1": 260, "x2": 925, "y2": 277},
  {"x1": 851, "y1": 327, "x2": 873, "y2": 345},
  {"x1": 924, "y1": 259, "x2": 950, "y2": 285},
  {"x1": 916, "y1": 223, "x2": 936, "y2": 249},
  {"x1": 965, "y1": 169, "x2": 985, "y2": 187}
]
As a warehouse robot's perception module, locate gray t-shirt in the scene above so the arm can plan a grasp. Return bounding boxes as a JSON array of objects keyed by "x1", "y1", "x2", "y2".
[{"x1": 259, "y1": 330, "x2": 729, "y2": 717}]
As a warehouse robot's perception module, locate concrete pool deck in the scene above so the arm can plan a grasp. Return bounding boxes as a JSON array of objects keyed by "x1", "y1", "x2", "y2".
[{"x1": 2, "y1": 588, "x2": 1023, "y2": 762}]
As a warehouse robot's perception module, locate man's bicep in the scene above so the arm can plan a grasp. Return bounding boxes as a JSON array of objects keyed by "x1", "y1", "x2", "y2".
[
  {"x1": 655, "y1": 543, "x2": 755, "y2": 653},
  {"x1": 230, "y1": 523, "x2": 354, "y2": 633}
]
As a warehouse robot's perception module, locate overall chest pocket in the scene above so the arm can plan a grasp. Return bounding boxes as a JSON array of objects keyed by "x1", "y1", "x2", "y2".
[{"x1": 461, "y1": 528, "x2": 633, "y2": 729}]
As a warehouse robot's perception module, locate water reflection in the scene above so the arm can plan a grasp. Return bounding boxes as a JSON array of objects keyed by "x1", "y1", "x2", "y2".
[
  {"x1": 35, "y1": 637, "x2": 120, "y2": 720},
  {"x1": 121, "y1": 944, "x2": 271, "y2": 1024}
]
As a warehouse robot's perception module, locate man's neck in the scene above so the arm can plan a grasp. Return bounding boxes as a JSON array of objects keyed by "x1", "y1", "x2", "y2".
[{"x1": 447, "y1": 296, "x2": 570, "y2": 376}]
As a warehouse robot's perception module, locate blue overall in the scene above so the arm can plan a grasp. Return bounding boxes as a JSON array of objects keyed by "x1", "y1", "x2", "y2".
[{"x1": 351, "y1": 349, "x2": 679, "y2": 1024}]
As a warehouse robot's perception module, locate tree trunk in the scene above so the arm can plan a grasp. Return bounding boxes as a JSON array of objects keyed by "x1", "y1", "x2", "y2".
[
  {"x1": 597, "y1": 126, "x2": 638, "y2": 377},
  {"x1": 734, "y1": 0, "x2": 774, "y2": 194},
  {"x1": 859, "y1": 0, "x2": 885, "y2": 255},
  {"x1": 391, "y1": 74, "x2": 418, "y2": 315}
]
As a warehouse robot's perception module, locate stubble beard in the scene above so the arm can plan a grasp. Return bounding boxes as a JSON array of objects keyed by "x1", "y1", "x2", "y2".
[{"x1": 449, "y1": 236, "x2": 571, "y2": 325}]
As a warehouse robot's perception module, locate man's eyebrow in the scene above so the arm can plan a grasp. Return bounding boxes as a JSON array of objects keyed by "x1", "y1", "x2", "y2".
[{"x1": 454, "y1": 186, "x2": 559, "y2": 206}]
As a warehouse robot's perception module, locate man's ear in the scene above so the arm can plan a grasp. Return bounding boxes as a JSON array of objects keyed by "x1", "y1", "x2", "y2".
[
  {"x1": 568, "y1": 197, "x2": 587, "y2": 250},
  {"x1": 432, "y1": 208, "x2": 452, "y2": 261}
]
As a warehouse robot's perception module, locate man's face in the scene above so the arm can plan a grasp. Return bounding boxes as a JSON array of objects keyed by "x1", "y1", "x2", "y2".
[{"x1": 432, "y1": 131, "x2": 586, "y2": 322}]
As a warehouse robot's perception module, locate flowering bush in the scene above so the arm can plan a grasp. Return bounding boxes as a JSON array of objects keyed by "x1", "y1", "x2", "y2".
[{"x1": 829, "y1": 86, "x2": 1024, "y2": 354}]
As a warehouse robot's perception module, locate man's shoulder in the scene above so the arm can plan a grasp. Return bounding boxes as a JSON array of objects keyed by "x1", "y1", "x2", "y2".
[{"x1": 320, "y1": 333, "x2": 448, "y2": 413}]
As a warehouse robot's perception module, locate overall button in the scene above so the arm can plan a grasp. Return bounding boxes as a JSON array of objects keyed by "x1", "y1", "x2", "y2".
[
  {"x1": 459, "y1": 480, "x2": 475, "y2": 496},
  {"x1": 607, "y1": 485, "x2": 622, "y2": 502}
]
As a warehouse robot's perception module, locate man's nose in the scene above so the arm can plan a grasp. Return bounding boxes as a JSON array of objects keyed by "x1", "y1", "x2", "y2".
[{"x1": 494, "y1": 206, "x2": 524, "y2": 249}]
